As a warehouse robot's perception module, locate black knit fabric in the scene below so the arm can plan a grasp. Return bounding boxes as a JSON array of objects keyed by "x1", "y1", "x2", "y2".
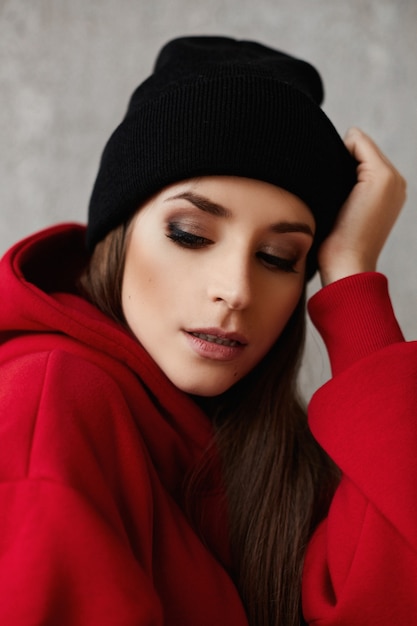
[{"x1": 87, "y1": 36, "x2": 357, "y2": 278}]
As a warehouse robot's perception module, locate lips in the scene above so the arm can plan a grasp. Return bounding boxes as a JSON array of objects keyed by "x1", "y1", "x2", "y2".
[
  {"x1": 186, "y1": 328, "x2": 248, "y2": 346},
  {"x1": 190, "y1": 332, "x2": 242, "y2": 347}
]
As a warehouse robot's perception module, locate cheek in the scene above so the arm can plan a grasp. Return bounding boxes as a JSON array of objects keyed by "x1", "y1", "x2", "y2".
[
  {"x1": 122, "y1": 238, "x2": 191, "y2": 328},
  {"x1": 260, "y1": 283, "x2": 303, "y2": 344},
  {"x1": 122, "y1": 242, "x2": 155, "y2": 324}
]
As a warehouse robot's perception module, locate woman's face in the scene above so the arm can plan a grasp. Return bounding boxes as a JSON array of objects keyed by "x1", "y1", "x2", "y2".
[{"x1": 122, "y1": 176, "x2": 315, "y2": 396}]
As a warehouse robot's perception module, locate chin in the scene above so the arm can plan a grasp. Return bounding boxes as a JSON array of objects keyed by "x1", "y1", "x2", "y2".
[{"x1": 173, "y1": 374, "x2": 238, "y2": 398}]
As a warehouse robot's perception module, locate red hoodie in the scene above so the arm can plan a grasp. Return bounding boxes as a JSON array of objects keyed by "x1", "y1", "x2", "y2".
[{"x1": 0, "y1": 223, "x2": 415, "y2": 625}]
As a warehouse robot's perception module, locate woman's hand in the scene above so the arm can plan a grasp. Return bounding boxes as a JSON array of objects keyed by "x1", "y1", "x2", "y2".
[{"x1": 318, "y1": 127, "x2": 407, "y2": 286}]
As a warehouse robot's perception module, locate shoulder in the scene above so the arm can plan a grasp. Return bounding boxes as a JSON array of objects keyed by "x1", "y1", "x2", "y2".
[
  {"x1": 0, "y1": 339, "x2": 128, "y2": 409},
  {"x1": 0, "y1": 332, "x2": 140, "y2": 402},
  {"x1": 0, "y1": 339, "x2": 149, "y2": 485}
]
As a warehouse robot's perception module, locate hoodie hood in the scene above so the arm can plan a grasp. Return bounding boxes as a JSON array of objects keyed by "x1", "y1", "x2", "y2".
[{"x1": 1, "y1": 224, "x2": 90, "y2": 337}]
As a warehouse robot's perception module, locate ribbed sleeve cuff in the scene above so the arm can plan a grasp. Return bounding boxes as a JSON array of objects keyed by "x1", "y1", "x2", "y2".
[{"x1": 307, "y1": 272, "x2": 404, "y2": 376}]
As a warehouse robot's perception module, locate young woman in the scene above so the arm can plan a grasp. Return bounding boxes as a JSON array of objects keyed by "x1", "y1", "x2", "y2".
[{"x1": 0, "y1": 36, "x2": 413, "y2": 626}]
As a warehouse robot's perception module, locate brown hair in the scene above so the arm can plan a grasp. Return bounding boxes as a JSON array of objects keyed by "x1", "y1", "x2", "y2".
[
  {"x1": 79, "y1": 221, "x2": 129, "y2": 326},
  {"x1": 79, "y1": 224, "x2": 338, "y2": 626}
]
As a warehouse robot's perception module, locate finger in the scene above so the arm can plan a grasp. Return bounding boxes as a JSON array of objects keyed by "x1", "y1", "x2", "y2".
[{"x1": 344, "y1": 127, "x2": 398, "y2": 171}]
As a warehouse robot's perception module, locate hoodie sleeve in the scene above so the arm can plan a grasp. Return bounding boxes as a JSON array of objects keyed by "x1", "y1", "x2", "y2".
[
  {"x1": 0, "y1": 349, "x2": 163, "y2": 626},
  {"x1": 302, "y1": 273, "x2": 417, "y2": 625}
]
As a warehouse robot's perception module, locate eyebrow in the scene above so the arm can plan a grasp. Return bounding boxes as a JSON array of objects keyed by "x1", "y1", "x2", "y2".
[
  {"x1": 270, "y1": 221, "x2": 314, "y2": 237},
  {"x1": 165, "y1": 191, "x2": 232, "y2": 218},
  {"x1": 165, "y1": 191, "x2": 314, "y2": 237}
]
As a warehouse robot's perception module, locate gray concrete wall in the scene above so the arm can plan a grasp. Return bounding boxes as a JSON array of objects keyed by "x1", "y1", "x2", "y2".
[{"x1": 1, "y1": 0, "x2": 416, "y2": 398}]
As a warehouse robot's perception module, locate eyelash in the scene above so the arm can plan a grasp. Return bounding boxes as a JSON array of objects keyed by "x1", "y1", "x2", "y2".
[
  {"x1": 166, "y1": 223, "x2": 298, "y2": 274},
  {"x1": 166, "y1": 223, "x2": 210, "y2": 248},
  {"x1": 256, "y1": 251, "x2": 297, "y2": 273}
]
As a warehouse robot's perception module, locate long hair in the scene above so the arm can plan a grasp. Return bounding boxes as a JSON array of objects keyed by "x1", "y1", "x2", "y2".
[{"x1": 79, "y1": 223, "x2": 338, "y2": 626}]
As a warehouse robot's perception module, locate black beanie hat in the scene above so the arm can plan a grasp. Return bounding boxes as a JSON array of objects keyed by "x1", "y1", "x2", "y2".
[{"x1": 87, "y1": 36, "x2": 357, "y2": 279}]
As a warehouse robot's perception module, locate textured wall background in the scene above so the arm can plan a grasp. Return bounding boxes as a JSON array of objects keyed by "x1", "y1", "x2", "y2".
[{"x1": 1, "y1": 0, "x2": 416, "y2": 398}]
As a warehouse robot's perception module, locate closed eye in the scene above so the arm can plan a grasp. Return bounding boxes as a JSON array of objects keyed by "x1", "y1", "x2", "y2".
[
  {"x1": 166, "y1": 224, "x2": 212, "y2": 248},
  {"x1": 256, "y1": 251, "x2": 298, "y2": 273}
]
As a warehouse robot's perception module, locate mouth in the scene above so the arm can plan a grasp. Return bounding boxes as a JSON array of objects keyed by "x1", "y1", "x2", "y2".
[
  {"x1": 186, "y1": 327, "x2": 248, "y2": 346},
  {"x1": 189, "y1": 332, "x2": 242, "y2": 347},
  {"x1": 183, "y1": 328, "x2": 247, "y2": 361}
]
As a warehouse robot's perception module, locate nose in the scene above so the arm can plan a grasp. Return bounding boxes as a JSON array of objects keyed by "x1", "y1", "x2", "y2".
[{"x1": 207, "y1": 251, "x2": 252, "y2": 311}]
